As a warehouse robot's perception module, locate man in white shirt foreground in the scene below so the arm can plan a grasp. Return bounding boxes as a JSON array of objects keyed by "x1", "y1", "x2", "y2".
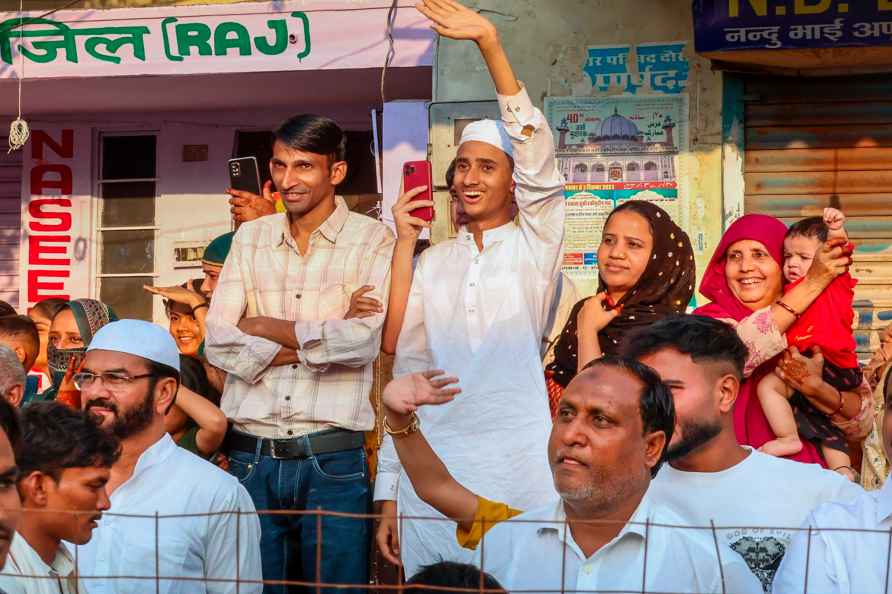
[
  {"x1": 623, "y1": 315, "x2": 863, "y2": 593},
  {"x1": 375, "y1": 0, "x2": 565, "y2": 576},
  {"x1": 472, "y1": 356, "x2": 761, "y2": 592},
  {"x1": 75, "y1": 319, "x2": 262, "y2": 594},
  {"x1": 772, "y1": 375, "x2": 892, "y2": 593},
  {"x1": 0, "y1": 402, "x2": 118, "y2": 594}
]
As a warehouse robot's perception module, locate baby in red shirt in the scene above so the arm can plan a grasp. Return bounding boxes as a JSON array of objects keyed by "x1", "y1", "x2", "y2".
[{"x1": 757, "y1": 208, "x2": 861, "y2": 476}]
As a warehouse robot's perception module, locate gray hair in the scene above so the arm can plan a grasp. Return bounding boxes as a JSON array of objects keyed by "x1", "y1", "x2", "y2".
[{"x1": 0, "y1": 345, "x2": 25, "y2": 396}]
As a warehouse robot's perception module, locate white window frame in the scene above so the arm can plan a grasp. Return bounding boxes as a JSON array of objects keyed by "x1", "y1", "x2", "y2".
[{"x1": 94, "y1": 131, "x2": 161, "y2": 306}]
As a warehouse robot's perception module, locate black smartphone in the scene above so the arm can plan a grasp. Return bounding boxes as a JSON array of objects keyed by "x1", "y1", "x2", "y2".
[{"x1": 228, "y1": 157, "x2": 262, "y2": 195}]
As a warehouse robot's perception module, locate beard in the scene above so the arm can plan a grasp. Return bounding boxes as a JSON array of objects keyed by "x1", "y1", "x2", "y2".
[
  {"x1": 667, "y1": 418, "x2": 723, "y2": 461},
  {"x1": 551, "y1": 457, "x2": 643, "y2": 515},
  {"x1": 85, "y1": 390, "x2": 155, "y2": 440}
]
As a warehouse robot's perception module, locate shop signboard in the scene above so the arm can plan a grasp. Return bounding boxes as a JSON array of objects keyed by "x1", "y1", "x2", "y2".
[
  {"x1": 0, "y1": 0, "x2": 432, "y2": 79},
  {"x1": 695, "y1": 0, "x2": 892, "y2": 52},
  {"x1": 20, "y1": 126, "x2": 93, "y2": 307}
]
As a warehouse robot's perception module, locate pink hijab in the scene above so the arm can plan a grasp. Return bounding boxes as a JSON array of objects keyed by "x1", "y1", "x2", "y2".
[{"x1": 694, "y1": 214, "x2": 825, "y2": 466}]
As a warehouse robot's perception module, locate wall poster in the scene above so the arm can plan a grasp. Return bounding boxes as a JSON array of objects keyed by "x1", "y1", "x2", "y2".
[{"x1": 545, "y1": 94, "x2": 689, "y2": 292}]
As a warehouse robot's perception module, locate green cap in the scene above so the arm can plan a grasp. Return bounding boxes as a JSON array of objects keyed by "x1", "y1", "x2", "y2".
[{"x1": 202, "y1": 232, "x2": 234, "y2": 267}]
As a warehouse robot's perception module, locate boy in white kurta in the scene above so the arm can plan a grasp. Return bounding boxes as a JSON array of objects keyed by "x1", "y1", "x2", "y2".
[{"x1": 374, "y1": 0, "x2": 565, "y2": 577}]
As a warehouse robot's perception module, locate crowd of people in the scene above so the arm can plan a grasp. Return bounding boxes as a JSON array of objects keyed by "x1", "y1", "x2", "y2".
[{"x1": 0, "y1": 0, "x2": 889, "y2": 593}]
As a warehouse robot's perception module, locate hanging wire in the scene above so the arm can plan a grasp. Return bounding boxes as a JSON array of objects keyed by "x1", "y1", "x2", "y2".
[
  {"x1": 379, "y1": 0, "x2": 399, "y2": 105},
  {"x1": 8, "y1": 0, "x2": 29, "y2": 153}
]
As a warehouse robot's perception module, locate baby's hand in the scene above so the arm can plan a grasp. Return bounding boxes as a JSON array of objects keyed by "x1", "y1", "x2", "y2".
[{"x1": 823, "y1": 207, "x2": 845, "y2": 231}]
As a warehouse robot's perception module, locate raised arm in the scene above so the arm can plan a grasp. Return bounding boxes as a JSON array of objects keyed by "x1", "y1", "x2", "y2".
[
  {"x1": 824, "y1": 207, "x2": 849, "y2": 243},
  {"x1": 381, "y1": 372, "x2": 478, "y2": 527},
  {"x1": 373, "y1": 254, "x2": 432, "y2": 508},
  {"x1": 171, "y1": 386, "x2": 228, "y2": 457},
  {"x1": 770, "y1": 237, "x2": 852, "y2": 334},
  {"x1": 418, "y1": 0, "x2": 565, "y2": 274},
  {"x1": 417, "y1": 0, "x2": 519, "y2": 96}
]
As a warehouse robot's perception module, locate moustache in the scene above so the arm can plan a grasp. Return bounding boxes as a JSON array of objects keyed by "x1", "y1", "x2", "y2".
[
  {"x1": 553, "y1": 448, "x2": 588, "y2": 467},
  {"x1": 84, "y1": 398, "x2": 118, "y2": 415}
]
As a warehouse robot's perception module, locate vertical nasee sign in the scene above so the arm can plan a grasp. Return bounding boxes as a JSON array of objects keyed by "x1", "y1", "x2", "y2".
[{"x1": 20, "y1": 126, "x2": 93, "y2": 307}]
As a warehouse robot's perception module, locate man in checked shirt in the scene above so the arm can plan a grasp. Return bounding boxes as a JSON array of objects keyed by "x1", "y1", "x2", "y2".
[{"x1": 205, "y1": 115, "x2": 394, "y2": 594}]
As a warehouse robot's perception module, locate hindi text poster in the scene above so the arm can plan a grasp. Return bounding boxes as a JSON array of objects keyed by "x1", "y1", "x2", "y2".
[{"x1": 545, "y1": 94, "x2": 689, "y2": 294}]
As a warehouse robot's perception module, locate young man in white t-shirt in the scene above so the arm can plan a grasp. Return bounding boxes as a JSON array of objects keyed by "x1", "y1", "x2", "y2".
[{"x1": 623, "y1": 315, "x2": 863, "y2": 593}]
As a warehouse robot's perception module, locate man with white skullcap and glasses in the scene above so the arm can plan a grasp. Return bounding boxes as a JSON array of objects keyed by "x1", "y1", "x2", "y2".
[
  {"x1": 72, "y1": 319, "x2": 262, "y2": 594},
  {"x1": 374, "y1": 0, "x2": 565, "y2": 577}
]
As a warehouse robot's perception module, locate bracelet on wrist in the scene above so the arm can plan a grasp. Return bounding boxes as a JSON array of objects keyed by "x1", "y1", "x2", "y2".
[
  {"x1": 775, "y1": 300, "x2": 800, "y2": 319},
  {"x1": 383, "y1": 413, "x2": 420, "y2": 438}
]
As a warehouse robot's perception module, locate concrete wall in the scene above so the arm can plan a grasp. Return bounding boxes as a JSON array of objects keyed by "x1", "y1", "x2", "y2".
[{"x1": 433, "y1": 0, "x2": 725, "y2": 299}]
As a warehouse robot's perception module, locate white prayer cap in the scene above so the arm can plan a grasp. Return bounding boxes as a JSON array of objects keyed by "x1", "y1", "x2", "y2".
[
  {"x1": 88, "y1": 319, "x2": 181, "y2": 372},
  {"x1": 459, "y1": 119, "x2": 513, "y2": 158}
]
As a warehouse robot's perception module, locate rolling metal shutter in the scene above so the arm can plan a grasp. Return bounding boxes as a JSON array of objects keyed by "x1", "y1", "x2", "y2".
[
  {"x1": 0, "y1": 137, "x2": 21, "y2": 309},
  {"x1": 743, "y1": 75, "x2": 892, "y2": 358}
]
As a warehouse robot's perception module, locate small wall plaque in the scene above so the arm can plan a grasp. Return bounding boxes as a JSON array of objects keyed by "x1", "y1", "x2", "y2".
[
  {"x1": 173, "y1": 241, "x2": 208, "y2": 268},
  {"x1": 183, "y1": 144, "x2": 209, "y2": 162}
]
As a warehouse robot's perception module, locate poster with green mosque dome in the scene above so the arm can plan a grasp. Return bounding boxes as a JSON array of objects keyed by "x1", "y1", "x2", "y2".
[{"x1": 544, "y1": 94, "x2": 689, "y2": 293}]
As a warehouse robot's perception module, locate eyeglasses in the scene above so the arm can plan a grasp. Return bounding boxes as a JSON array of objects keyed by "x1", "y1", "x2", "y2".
[{"x1": 73, "y1": 372, "x2": 155, "y2": 391}]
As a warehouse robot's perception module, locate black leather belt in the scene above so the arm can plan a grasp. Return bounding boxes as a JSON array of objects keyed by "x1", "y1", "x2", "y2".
[{"x1": 225, "y1": 428, "x2": 364, "y2": 460}]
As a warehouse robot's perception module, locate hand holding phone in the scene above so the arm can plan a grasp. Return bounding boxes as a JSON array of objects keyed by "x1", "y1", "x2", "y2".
[
  {"x1": 228, "y1": 157, "x2": 262, "y2": 196},
  {"x1": 402, "y1": 161, "x2": 434, "y2": 223},
  {"x1": 392, "y1": 185, "x2": 434, "y2": 241}
]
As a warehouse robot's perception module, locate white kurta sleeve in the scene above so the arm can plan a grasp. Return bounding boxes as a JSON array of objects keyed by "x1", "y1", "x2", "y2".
[
  {"x1": 373, "y1": 434, "x2": 400, "y2": 502},
  {"x1": 204, "y1": 482, "x2": 263, "y2": 594},
  {"x1": 497, "y1": 85, "x2": 565, "y2": 280}
]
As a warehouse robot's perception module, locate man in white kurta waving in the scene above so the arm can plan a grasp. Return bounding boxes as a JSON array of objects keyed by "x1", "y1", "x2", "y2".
[{"x1": 374, "y1": 0, "x2": 565, "y2": 577}]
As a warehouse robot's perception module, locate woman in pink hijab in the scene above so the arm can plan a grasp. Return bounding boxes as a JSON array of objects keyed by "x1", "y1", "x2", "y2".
[{"x1": 695, "y1": 214, "x2": 872, "y2": 466}]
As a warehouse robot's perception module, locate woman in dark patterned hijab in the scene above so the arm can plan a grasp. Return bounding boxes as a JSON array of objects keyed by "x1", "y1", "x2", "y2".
[{"x1": 546, "y1": 200, "x2": 695, "y2": 406}]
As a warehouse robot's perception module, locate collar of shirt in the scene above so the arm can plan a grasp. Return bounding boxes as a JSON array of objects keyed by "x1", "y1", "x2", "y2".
[
  {"x1": 8, "y1": 532, "x2": 76, "y2": 579},
  {"x1": 537, "y1": 490, "x2": 651, "y2": 559},
  {"x1": 119, "y1": 433, "x2": 178, "y2": 494},
  {"x1": 876, "y1": 472, "x2": 892, "y2": 523},
  {"x1": 456, "y1": 221, "x2": 516, "y2": 253},
  {"x1": 277, "y1": 195, "x2": 349, "y2": 250}
]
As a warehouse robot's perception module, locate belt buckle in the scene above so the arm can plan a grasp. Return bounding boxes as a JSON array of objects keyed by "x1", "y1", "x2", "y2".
[{"x1": 269, "y1": 439, "x2": 288, "y2": 460}]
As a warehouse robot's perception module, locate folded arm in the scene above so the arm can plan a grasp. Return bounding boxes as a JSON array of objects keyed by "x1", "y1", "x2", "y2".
[
  {"x1": 293, "y1": 225, "x2": 395, "y2": 370},
  {"x1": 204, "y1": 234, "x2": 287, "y2": 384}
]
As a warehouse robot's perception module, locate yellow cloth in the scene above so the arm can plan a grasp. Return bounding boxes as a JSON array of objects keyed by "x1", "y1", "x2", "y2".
[
  {"x1": 275, "y1": 195, "x2": 285, "y2": 213},
  {"x1": 455, "y1": 496, "x2": 522, "y2": 550}
]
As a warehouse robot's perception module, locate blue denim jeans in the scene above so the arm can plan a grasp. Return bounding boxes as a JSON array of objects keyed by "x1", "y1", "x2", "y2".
[{"x1": 227, "y1": 436, "x2": 371, "y2": 594}]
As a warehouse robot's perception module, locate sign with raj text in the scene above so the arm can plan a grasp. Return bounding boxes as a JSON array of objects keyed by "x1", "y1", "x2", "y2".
[
  {"x1": 20, "y1": 127, "x2": 93, "y2": 306},
  {"x1": 695, "y1": 0, "x2": 892, "y2": 52},
  {"x1": 0, "y1": 0, "x2": 432, "y2": 79}
]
